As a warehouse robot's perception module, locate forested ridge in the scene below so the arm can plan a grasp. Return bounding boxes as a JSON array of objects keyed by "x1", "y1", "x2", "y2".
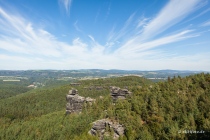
[
  {"x1": 0, "y1": 80, "x2": 31, "y2": 100},
  {"x1": 0, "y1": 73, "x2": 209, "y2": 140}
]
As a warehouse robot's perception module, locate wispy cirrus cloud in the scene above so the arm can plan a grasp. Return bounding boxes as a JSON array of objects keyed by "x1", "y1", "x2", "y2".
[
  {"x1": 74, "y1": 21, "x2": 82, "y2": 32},
  {"x1": 141, "y1": 0, "x2": 200, "y2": 40},
  {"x1": 104, "y1": 2, "x2": 111, "y2": 21},
  {"x1": 105, "y1": 0, "x2": 203, "y2": 55},
  {"x1": 107, "y1": 13, "x2": 136, "y2": 46},
  {"x1": 101, "y1": 0, "x2": 209, "y2": 70},
  {"x1": 108, "y1": 0, "x2": 201, "y2": 55},
  {"x1": 0, "y1": 7, "x2": 87, "y2": 58},
  {"x1": 0, "y1": 7, "x2": 112, "y2": 69},
  {"x1": 184, "y1": 7, "x2": 210, "y2": 23},
  {"x1": 59, "y1": 0, "x2": 72, "y2": 15},
  {"x1": 117, "y1": 30, "x2": 198, "y2": 55},
  {"x1": 201, "y1": 20, "x2": 210, "y2": 26},
  {"x1": 0, "y1": 7, "x2": 60, "y2": 57},
  {"x1": 136, "y1": 16, "x2": 150, "y2": 29}
]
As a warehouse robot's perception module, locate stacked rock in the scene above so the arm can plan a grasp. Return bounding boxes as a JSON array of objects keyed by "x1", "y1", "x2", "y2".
[
  {"x1": 66, "y1": 89, "x2": 85, "y2": 114},
  {"x1": 110, "y1": 86, "x2": 132, "y2": 101},
  {"x1": 66, "y1": 89, "x2": 96, "y2": 114}
]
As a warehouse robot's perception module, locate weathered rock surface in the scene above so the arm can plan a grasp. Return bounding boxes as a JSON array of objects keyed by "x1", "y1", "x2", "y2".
[
  {"x1": 110, "y1": 86, "x2": 132, "y2": 101},
  {"x1": 66, "y1": 89, "x2": 95, "y2": 114},
  {"x1": 88, "y1": 119, "x2": 125, "y2": 140}
]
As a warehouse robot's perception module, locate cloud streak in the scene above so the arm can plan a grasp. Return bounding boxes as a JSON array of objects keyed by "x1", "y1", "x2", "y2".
[
  {"x1": 0, "y1": 7, "x2": 84, "y2": 58},
  {"x1": 142, "y1": 0, "x2": 200, "y2": 40},
  {"x1": 113, "y1": 0, "x2": 202, "y2": 56},
  {"x1": 106, "y1": 0, "x2": 203, "y2": 56},
  {"x1": 184, "y1": 7, "x2": 210, "y2": 23},
  {"x1": 201, "y1": 20, "x2": 210, "y2": 26},
  {"x1": 117, "y1": 30, "x2": 197, "y2": 55},
  {"x1": 59, "y1": 0, "x2": 72, "y2": 15},
  {"x1": 0, "y1": 7, "x2": 112, "y2": 69}
]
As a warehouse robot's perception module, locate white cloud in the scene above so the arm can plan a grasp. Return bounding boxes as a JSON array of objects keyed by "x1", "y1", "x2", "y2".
[
  {"x1": 107, "y1": 13, "x2": 135, "y2": 42},
  {"x1": 142, "y1": 0, "x2": 200, "y2": 39},
  {"x1": 112, "y1": 0, "x2": 204, "y2": 60},
  {"x1": 106, "y1": 0, "x2": 203, "y2": 56},
  {"x1": 0, "y1": 7, "x2": 86, "y2": 58},
  {"x1": 184, "y1": 7, "x2": 210, "y2": 23},
  {"x1": 88, "y1": 35, "x2": 95, "y2": 42},
  {"x1": 136, "y1": 16, "x2": 150, "y2": 28},
  {"x1": 59, "y1": 0, "x2": 72, "y2": 15},
  {"x1": 117, "y1": 30, "x2": 197, "y2": 55},
  {"x1": 74, "y1": 21, "x2": 82, "y2": 32},
  {"x1": 0, "y1": 7, "x2": 112, "y2": 69},
  {"x1": 201, "y1": 20, "x2": 210, "y2": 26}
]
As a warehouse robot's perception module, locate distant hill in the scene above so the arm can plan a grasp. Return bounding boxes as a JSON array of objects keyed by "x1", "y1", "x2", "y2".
[{"x1": 0, "y1": 69, "x2": 206, "y2": 79}]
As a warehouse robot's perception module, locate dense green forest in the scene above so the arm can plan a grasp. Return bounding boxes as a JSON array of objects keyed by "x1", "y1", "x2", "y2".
[
  {"x1": 0, "y1": 80, "x2": 31, "y2": 99},
  {"x1": 0, "y1": 73, "x2": 209, "y2": 139}
]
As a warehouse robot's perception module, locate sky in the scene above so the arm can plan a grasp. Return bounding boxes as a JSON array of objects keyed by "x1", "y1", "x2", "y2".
[{"x1": 0, "y1": 0, "x2": 210, "y2": 70}]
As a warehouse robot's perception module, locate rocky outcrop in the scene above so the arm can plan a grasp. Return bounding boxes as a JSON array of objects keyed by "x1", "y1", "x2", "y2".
[
  {"x1": 66, "y1": 89, "x2": 95, "y2": 114},
  {"x1": 110, "y1": 86, "x2": 132, "y2": 101},
  {"x1": 88, "y1": 119, "x2": 125, "y2": 140}
]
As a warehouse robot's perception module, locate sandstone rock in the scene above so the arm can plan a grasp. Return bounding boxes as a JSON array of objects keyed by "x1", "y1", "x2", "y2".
[
  {"x1": 113, "y1": 133, "x2": 120, "y2": 140},
  {"x1": 113, "y1": 124, "x2": 125, "y2": 135},
  {"x1": 86, "y1": 97, "x2": 96, "y2": 102},
  {"x1": 92, "y1": 119, "x2": 106, "y2": 130},
  {"x1": 110, "y1": 86, "x2": 132, "y2": 101},
  {"x1": 66, "y1": 89, "x2": 95, "y2": 114},
  {"x1": 89, "y1": 119, "x2": 125, "y2": 140},
  {"x1": 88, "y1": 128, "x2": 97, "y2": 135},
  {"x1": 68, "y1": 89, "x2": 78, "y2": 95},
  {"x1": 99, "y1": 96, "x2": 104, "y2": 99}
]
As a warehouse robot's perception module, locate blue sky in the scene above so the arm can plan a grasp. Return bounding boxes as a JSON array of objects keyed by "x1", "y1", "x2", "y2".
[{"x1": 0, "y1": 0, "x2": 210, "y2": 70}]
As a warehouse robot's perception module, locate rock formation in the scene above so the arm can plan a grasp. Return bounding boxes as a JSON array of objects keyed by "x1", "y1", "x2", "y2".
[
  {"x1": 110, "y1": 86, "x2": 132, "y2": 101},
  {"x1": 88, "y1": 119, "x2": 125, "y2": 140},
  {"x1": 66, "y1": 89, "x2": 95, "y2": 114}
]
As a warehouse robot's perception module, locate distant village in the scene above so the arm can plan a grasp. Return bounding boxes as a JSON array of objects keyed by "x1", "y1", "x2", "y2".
[{"x1": 27, "y1": 82, "x2": 45, "y2": 88}]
